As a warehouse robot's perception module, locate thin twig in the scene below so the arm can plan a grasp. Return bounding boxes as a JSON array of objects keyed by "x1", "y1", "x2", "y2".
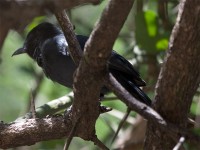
[
  {"x1": 55, "y1": 10, "x2": 82, "y2": 65},
  {"x1": 111, "y1": 107, "x2": 131, "y2": 144},
  {"x1": 30, "y1": 89, "x2": 36, "y2": 118},
  {"x1": 26, "y1": 72, "x2": 44, "y2": 112},
  {"x1": 18, "y1": 92, "x2": 73, "y2": 120},
  {"x1": 173, "y1": 137, "x2": 185, "y2": 150},
  {"x1": 63, "y1": 116, "x2": 81, "y2": 150},
  {"x1": 102, "y1": 96, "x2": 118, "y2": 101},
  {"x1": 92, "y1": 136, "x2": 110, "y2": 150}
]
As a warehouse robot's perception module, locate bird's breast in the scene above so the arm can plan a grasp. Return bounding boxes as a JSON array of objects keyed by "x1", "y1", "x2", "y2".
[{"x1": 43, "y1": 53, "x2": 76, "y2": 88}]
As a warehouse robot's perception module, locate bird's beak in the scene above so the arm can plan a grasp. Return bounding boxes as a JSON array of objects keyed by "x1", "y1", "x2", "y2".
[{"x1": 12, "y1": 47, "x2": 26, "y2": 57}]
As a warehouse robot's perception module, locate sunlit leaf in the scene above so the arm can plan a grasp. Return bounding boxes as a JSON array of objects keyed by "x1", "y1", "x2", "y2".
[
  {"x1": 135, "y1": 10, "x2": 158, "y2": 53},
  {"x1": 135, "y1": 10, "x2": 169, "y2": 53},
  {"x1": 156, "y1": 38, "x2": 168, "y2": 50},
  {"x1": 144, "y1": 10, "x2": 157, "y2": 37},
  {"x1": 25, "y1": 16, "x2": 45, "y2": 33}
]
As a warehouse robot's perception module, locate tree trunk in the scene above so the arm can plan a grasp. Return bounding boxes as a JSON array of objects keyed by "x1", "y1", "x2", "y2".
[{"x1": 145, "y1": 0, "x2": 200, "y2": 149}]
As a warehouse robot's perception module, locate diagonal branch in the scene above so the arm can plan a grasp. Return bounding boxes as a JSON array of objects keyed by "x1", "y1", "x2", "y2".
[
  {"x1": 55, "y1": 0, "x2": 135, "y2": 141},
  {"x1": 20, "y1": 92, "x2": 73, "y2": 119},
  {"x1": 55, "y1": 11, "x2": 82, "y2": 65},
  {"x1": 83, "y1": 0, "x2": 135, "y2": 68},
  {"x1": 105, "y1": 73, "x2": 200, "y2": 144},
  {"x1": 105, "y1": 73, "x2": 166, "y2": 126}
]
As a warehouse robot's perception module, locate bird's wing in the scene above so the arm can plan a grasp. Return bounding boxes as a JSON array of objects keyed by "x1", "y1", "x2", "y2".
[
  {"x1": 109, "y1": 51, "x2": 146, "y2": 86},
  {"x1": 111, "y1": 70, "x2": 151, "y2": 106},
  {"x1": 39, "y1": 34, "x2": 76, "y2": 88},
  {"x1": 76, "y1": 34, "x2": 89, "y2": 50},
  {"x1": 76, "y1": 34, "x2": 146, "y2": 86}
]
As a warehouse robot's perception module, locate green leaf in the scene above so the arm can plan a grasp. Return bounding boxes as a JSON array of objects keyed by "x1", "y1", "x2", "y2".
[
  {"x1": 135, "y1": 10, "x2": 158, "y2": 52},
  {"x1": 25, "y1": 16, "x2": 45, "y2": 33},
  {"x1": 135, "y1": 10, "x2": 169, "y2": 53},
  {"x1": 190, "y1": 100, "x2": 199, "y2": 115},
  {"x1": 156, "y1": 38, "x2": 168, "y2": 50},
  {"x1": 144, "y1": 10, "x2": 157, "y2": 37}
]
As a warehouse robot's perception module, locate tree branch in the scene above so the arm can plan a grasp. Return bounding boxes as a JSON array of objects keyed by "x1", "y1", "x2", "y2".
[
  {"x1": 105, "y1": 73, "x2": 166, "y2": 126},
  {"x1": 105, "y1": 73, "x2": 200, "y2": 144},
  {"x1": 0, "y1": 0, "x2": 101, "y2": 30},
  {"x1": 83, "y1": 0, "x2": 135, "y2": 68},
  {"x1": 0, "y1": 0, "x2": 101, "y2": 50},
  {"x1": 20, "y1": 92, "x2": 73, "y2": 119},
  {"x1": 0, "y1": 116, "x2": 71, "y2": 149},
  {"x1": 54, "y1": 0, "x2": 135, "y2": 141},
  {"x1": 55, "y1": 11, "x2": 82, "y2": 65}
]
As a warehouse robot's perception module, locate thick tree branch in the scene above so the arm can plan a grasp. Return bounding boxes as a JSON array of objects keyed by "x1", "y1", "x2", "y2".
[
  {"x1": 0, "y1": 0, "x2": 100, "y2": 13},
  {"x1": 145, "y1": 0, "x2": 200, "y2": 149},
  {"x1": 0, "y1": 116, "x2": 71, "y2": 149},
  {"x1": 84, "y1": 0, "x2": 135, "y2": 68},
  {"x1": 55, "y1": 0, "x2": 134, "y2": 141},
  {"x1": 0, "y1": 0, "x2": 101, "y2": 29},
  {"x1": 0, "y1": 0, "x2": 101, "y2": 50}
]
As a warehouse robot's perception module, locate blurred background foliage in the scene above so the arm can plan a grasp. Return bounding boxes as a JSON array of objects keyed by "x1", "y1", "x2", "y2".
[{"x1": 0, "y1": 0, "x2": 199, "y2": 149}]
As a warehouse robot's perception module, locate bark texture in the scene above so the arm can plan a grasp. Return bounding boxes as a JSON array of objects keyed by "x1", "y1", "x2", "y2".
[
  {"x1": 0, "y1": 117, "x2": 71, "y2": 149},
  {"x1": 0, "y1": 0, "x2": 101, "y2": 50},
  {"x1": 68, "y1": 0, "x2": 135, "y2": 140},
  {"x1": 145, "y1": 0, "x2": 200, "y2": 149}
]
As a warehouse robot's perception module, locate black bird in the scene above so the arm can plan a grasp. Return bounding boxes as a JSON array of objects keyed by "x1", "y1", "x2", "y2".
[{"x1": 12, "y1": 22, "x2": 151, "y2": 106}]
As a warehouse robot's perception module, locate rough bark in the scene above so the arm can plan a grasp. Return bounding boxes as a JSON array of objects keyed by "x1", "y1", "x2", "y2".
[
  {"x1": 0, "y1": 0, "x2": 101, "y2": 51},
  {"x1": 0, "y1": 117, "x2": 71, "y2": 149},
  {"x1": 145, "y1": 0, "x2": 200, "y2": 149},
  {"x1": 55, "y1": 11, "x2": 83, "y2": 65},
  {"x1": 62, "y1": 0, "x2": 135, "y2": 140}
]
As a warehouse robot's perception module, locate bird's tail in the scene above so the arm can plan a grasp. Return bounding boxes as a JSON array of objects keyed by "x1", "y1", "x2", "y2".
[
  {"x1": 128, "y1": 81, "x2": 152, "y2": 106},
  {"x1": 112, "y1": 73, "x2": 152, "y2": 106}
]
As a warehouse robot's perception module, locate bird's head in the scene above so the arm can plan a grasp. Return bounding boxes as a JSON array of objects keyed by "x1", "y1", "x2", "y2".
[{"x1": 12, "y1": 22, "x2": 62, "y2": 60}]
